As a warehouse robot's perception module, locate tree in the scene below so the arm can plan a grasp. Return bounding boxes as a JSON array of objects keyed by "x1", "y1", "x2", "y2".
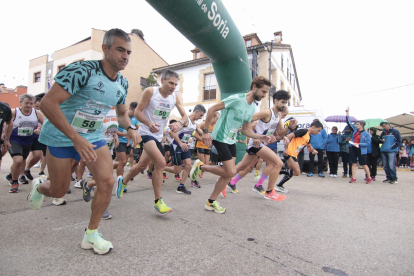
[{"x1": 141, "y1": 74, "x2": 158, "y2": 91}]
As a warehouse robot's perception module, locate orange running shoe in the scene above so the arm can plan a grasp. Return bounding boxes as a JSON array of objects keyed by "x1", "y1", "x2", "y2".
[
  {"x1": 264, "y1": 190, "x2": 286, "y2": 201},
  {"x1": 220, "y1": 189, "x2": 226, "y2": 197},
  {"x1": 200, "y1": 172, "x2": 203, "y2": 178}
]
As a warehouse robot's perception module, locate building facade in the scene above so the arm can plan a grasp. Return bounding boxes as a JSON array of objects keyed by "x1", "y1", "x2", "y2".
[
  {"x1": 152, "y1": 32, "x2": 302, "y2": 120},
  {"x1": 0, "y1": 84, "x2": 27, "y2": 109},
  {"x1": 28, "y1": 28, "x2": 168, "y2": 105}
]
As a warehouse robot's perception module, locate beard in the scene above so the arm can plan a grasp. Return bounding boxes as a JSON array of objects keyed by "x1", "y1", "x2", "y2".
[
  {"x1": 253, "y1": 89, "x2": 261, "y2": 101},
  {"x1": 276, "y1": 104, "x2": 285, "y2": 112}
]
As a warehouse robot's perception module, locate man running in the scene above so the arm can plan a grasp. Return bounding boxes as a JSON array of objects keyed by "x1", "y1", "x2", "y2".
[
  {"x1": 275, "y1": 120, "x2": 323, "y2": 192},
  {"x1": 189, "y1": 76, "x2": 273, "y2": 214},
  {"x1": 28, "y1": 28, "x2": 140, "y2": 255},
  {"x1": 163, "y1": 104, "x2": 205, "y2": 194},
  {"x1": 7, "y1": 94, "x2": 44, "y2": 192},
  {"x1": 195, "y1": 111, "x2": 220, "y2": 174},
  {"x1": 0, "y1": 101, "x2": 12, "y2": 171},
  {"x1": 116, "y1": 69, "x2": 188, "y2": 215}
]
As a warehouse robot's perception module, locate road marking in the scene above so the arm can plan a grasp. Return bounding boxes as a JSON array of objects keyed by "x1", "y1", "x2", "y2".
[{"x1": 52, "y1": 221, "x2": 89, "y2": 231}]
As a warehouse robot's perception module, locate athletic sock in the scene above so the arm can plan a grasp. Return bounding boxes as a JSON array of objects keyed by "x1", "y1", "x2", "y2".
[
  {"x1": 24, "y1": 168, "x2": 29, "y2": 172},
  {"x1": 255, "y1": 169, "x2": 260, "y2": 176},
  {"x1": 266, "y1": 190, "x2": 272, "y2": 194},
  {"x1": 86, "y1": 228, "x2": 97, "y2": 236},
  {"x1": 277, "y1": 175, "x2": 291, "y2": 186},
  {"x1": 256, "y1": 174, "x2": 267, "y2": 187},
  {"x1": 280, "y1": 169, "x2": 293, "y2": 177},
  {"x1": 230, "y1": 174, "x2": 242, "y2": 185},
  {"x1": 208, "y1": 199, "x2": 215, "y2": 203},
  {"x1": 178, "y1": 183, "x2": 184, "y2": 188}
]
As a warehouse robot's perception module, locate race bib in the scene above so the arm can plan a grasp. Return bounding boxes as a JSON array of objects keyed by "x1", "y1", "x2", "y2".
[
  {"x1": 266, "y1": 128, "x2": 276, "y2": 136},
  {"x1": 181, "y1": 133, "x2": 191, "y2": 143},
  {"x1": 18, "y1": 127, "x2": 33, "y2": 136},
  {"x1": 296, "y1": 145, "x2": 304, "y2": 152},
  {"x1": 71, "y1": 110, "x2": 104, "y2": 134},
  {"x1": 153, "y1": 104, "x2": 171, "y2": 120},
  {"x1": 227, "y1": 128, "x2": 237, "y2": 141}
]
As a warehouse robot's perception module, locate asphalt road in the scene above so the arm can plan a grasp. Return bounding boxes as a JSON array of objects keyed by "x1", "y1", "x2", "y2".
[{"x1": 0, "y1": 154, "x2": 413, "y2": 276}]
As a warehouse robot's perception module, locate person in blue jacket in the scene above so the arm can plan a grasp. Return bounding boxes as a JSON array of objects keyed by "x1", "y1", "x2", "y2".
[
  {"x1": 307, "y1": 119, "x2": 327, "y2": 177},
  {"x1": 346, "y1": 108, "x2": 372, "y2": 184},
  {"x1": 326, "y1": 126, "x2": 342, "y2": 177},
  {"x1": 379, "y1": 121, "x2": 401, "y2": 184}
]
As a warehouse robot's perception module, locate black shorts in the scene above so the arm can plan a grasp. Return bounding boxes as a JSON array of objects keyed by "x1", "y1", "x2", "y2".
[
  {"x1": 197, "y1": 147, "x2": 211, "y2": 155},
  {"x1": 284, "y1": 155, "x2": 298, "y2": 162},
  {"x1": 115, "y1": 143, "x2": 132, "y2": 155},
  {"x1": 31, "y1": 137, "x2": 43, "y2": 151},
  {"x1": 42, "y1": 146, "x2": 47, "y2": 157},
  {"x1": 164, "y1": 144, "x2": 171, "y2": 153},
  {"x1": 349, "y1": 146, "x2": 367, "y2": 165},
  {"x1": 212, "y1": 140, "x2": 237, "y2": 162},
  {"x1": 246, "y1": 146, "x2": 262, "y2": 156},
  {"x1": 9, "y1": 141, "x2": 32, "y2": 159},
  {"x1": 140, "y1": 135, "x2": 165, "y2": 156}
]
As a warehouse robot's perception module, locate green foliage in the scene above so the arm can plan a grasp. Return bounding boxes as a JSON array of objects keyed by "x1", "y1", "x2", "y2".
[{"x1": 141, "y1": 74, "x2": 157, "y2": 91}]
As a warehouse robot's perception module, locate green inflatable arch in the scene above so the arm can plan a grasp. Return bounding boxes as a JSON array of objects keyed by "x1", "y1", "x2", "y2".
[{"x1": 146, "y1": 0, "x2": 252, "y2": 162}]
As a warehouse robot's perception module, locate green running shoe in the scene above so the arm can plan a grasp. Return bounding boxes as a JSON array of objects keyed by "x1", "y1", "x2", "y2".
[
  {"x1": 190, "y1": 159, "x2": 203, "y2": 181},
  {"x1": 116, "y1": 176, "x2": 126, "y2": 198},
  {"x1": 154, "y1": 198, "x2": 172, "y2": 215},
  {"x1": 205, "y1": 200, "x2": 226, "y2": 214},
  {"x1": 28, "y1": 177, "x2": 45, "y2": 210},
  {"x1": 81, "y1": 229, "x2": 113, "y2": 255}
]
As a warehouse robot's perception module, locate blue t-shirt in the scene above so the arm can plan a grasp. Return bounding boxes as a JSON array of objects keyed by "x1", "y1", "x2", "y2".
[
  {"x1": 118, "y1": 116, "x2": 140, "y2": 144},
  {"x1": 39, "y1": 60, "x2": 128, "y2": 147}
]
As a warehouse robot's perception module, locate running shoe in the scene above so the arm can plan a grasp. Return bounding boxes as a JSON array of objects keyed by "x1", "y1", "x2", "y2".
[
  {"x1": 176, "y1": 186, "x2": 191, "y2": 195},
  {"x1": 39, "y1": 171, "x2": 45, "y2": 176},
  {"x1": 307, "y1": 172, "x2": 314, "y2": 177},
  {"x1": 389, "y1": 179, "x2": 397, "y2": 184},
  {"x1": 254, "y1": 174, "x2": 260, "y2": 180},
  {"x1": 252, "y1": 185, "x2": 265, "y2": 195},
  {"x1": 349, "y1": 178, "x2": 357, "y2": 183},
  {"x1": 318, "y1": 172, "x2": 325, "y2": 178},
  {"x1": 366, "y1": 177, "x2": 373, "y2": 184},
  {"x1": 24, "y1": 169, "x2": 34, "y2": 180},
  {"x1": 382, "y1": 178, "x2": 389, "y2": 183},
  {"x1": 52, "y1": 198, "x2": 67, "y2": 206},
  {"x1": 4, "y1": 173, "x2": 12, "y2": 185},
  {"x1": 81, "y1": 230, "x2": 113, "y2": 255},
  {"x1": 190, "y1": 159, "x2": 203, "y2": 181},
  {"x1": 301, "y1": 172, "x2": 307, "y2": 175},
  {"x1": 333, "y1": 174, "x2": 337, "y2": 178},
  {"x1": 372, "y1": 176, "x2": 376, "y2": 181},
  {"x1": 175, "y1": 174, "x2": 181, "y2": 181},
  {"x1": 74, "y1": 179, "x2": 84, "y2": 188},
  {"x1": 329, "y1": 174, "x2": 334, "y2": 177},
  {"x1": 276, "y1": 185, "x2": 289, "y2": 193},
  {"x1": 163, "y1": 172, "x2": 168, "y2": 179},
  {"x1": 123, "y1": 187, "x2": 127, "y2": 193},
  {"x1": 87, "y1": 172, "x2": 93, "y2": 178},
  {"x1": 126, "y1": 161, "x2": 130, "y2": 166},
  {"x1": 102, "y1": 210, "x2": 112, "y2": 220},
  {"x1": 116, "y1": 176, "x2": 126, "y2": 198},
  {"x1": 342, "y1": 174, "x2": 347, "y2": 178},
  {"x1": 9, "y1": 183, "x2": 19, "y2": 193},
  {"x1": 28, "y1": 177, "x2": 45, "y2": 210},
  {"x1": 220, "y1": 189, "x2": 226, "y2": 197},
  {"x1": 147, "y1": 171, "x2": 152, "y2": 179},
  {"x1": 154, "y1": 198, "x2": 172, "y2": 215},
  {"x1": 264, "y1": 190, "x2": 287, "y2": 201},
  {"x1": 82, "y1": 180, "x2": 91, "y2": 202},
  {"x1": 226, "y1": 182, "x2": 239, "y2": 194},
  {"x1": 191, "y1": 180, "x2": 201, "y2": 188},
  {"x1": 70, "y1": 175, "x2": 75, "y2": 181},
  {"x1": 66, "y1": 188, "x2": 71, "y2": 194},
  {"x1": 33, "y1": 163, "x2": 41, "y2": 168},
  {"x1": 19, "y1": 175, "x2": 29, "y2": 184},
  {"x1": 205, "y1": 200, "x2": 226, "y2": 214}
]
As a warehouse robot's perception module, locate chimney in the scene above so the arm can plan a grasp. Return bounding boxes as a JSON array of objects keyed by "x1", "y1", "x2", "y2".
[
  {"x1": 273, "y1": 31, "x2": 283, "y2": 44},
  {"x1": 131, "y1": 29, "x2": 145, "y2": 41}
]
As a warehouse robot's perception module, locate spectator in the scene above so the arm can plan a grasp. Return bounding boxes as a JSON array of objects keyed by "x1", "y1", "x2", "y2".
[
  {"x1": 307, "y1": 119, "x2": 328, "y2": 178},
  {"x1": 379, "y1": 122, "x2": 401, "y2": 184},
  {"x1": 346, "y1": 108, "x2": 372, "y2": 184},
  {"x1": 340, "y1": 126, "x2": 353, "y2": 178},
  {"x1": 408, "y1": 139, "x2": 414, "y2": 168},
  {"x1": 398, "y1": 139, "x2": 408, "y2": 167},
  {"x1": 399, "y1": 146, "x2": 408, "y2": 168},
  {"x1": 326, "y1": 126, "x2": 342, "y2": 177},
  {"x1": 366, "y1": 128, "x2": 380, "y2": 181}
]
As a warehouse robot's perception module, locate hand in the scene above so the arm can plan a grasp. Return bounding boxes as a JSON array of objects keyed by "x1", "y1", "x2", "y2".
[
  {"x1": 73, "y1": 136, "x2": 97, "y2": 162},
  {"x1": 259, "y1": 135, "x2": 272, "y2": 145},
  {"x1": 169, "y1": 122, "x2": 182, "y2": 133},
  {"x1": 34, "y1": 128, "x2": 41, "y2": 135},
  {"x1": 180, "y1": 142, "x2": 188, "y2": 152},
  {"x1": 283, "y1": 149, "x2": 288, "y2": 157},
  {"x1": 353, "y1": 143, "x2": 359, "y2": 148},
  {"x1": 312, "y1": 150, "x2": 318, "y2": 154},
  {"x1": 113, "y1": 134, "x2": 120, "y2": 149},
  {"x1": 148, "y1": 122, "x2": 161, "y2": 133},
  {"x1": 127, "y1": 129, "x2": 141, "y2": 148},
  {"x1": 289, "y1": 119, "x2": 298, "y2": 130},
  {"x1": 346, "y1": 138, "x2": 351, "y2": 141},
  {"x1": 269, "y1": 135, "x2": 276, "y2": 144},
  {"x1": 2, "y1": 140, "x2": 11, "y2": 152},
  {"x1": 202, "y1": 133, "x2": 212, "y2": 148},
  {"x1": 283, "y1": 136, "x2": 290, "y2": 145},
  {"x1": 253, "y1": 139, "x2": 261, "y2": 148}
]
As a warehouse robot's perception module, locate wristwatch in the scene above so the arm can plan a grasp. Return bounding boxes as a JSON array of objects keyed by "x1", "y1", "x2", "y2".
[
  {"x1": 179, "y1": 119, "x2": 184, "y2": 126},
  {"x1": 127, "y1": 125, "x2": 137, "y2": 131},
  {"x1": 203, "y1": 129, "x2": 209, "y2": 133}
]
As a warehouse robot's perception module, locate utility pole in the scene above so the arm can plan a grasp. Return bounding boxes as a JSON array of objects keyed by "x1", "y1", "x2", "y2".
[{"x1": 267, "y1": 40, "x2": 274, "y2": 108}]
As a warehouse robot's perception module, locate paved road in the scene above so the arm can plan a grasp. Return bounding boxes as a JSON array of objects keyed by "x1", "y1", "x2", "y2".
[{"x1": 0, "y1": 154, "x2": 413, "y2": 276}]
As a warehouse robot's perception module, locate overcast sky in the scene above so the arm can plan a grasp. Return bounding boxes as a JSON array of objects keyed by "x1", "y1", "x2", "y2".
[{"x1": 1, "y1": 0, "x2": 413, "y2": 121}]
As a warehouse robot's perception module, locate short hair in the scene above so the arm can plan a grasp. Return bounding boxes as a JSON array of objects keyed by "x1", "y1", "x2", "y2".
[
  {"x1": 35, "y1": 97, "x2": 42, "y2": 103},
  {"x1": 103, "y1": 28, "x2": 130, "y2": 49},
  {"x1": 129, "y1": 101, "x2": 138, "y2": 110},
  {"x1": 20, "y1": 94, "x2": 35, "y2": 102},
  {"x1": 250, "y1": 76, "x2": 271, "y2": 90},
  {"x1": 213, "y1": 111, "x2": 220, "y2": 118},
  {"x1": 273, "y1": 90, "x2": 290, "y2": 101},
  {"x1": 356, "y1": 120, "x2": 366, "y2": 127},
  {"x1": 169, "y1": 119, "x2": 177, "y2": 124},
  {"x1": 380, "y1": 122, "x2": 390, "y2": 126},
  {"x1": 332, "y1": 126, "x2": 338, "y2": 130},
  {"x1": 193, "y1": 104, "x2": 206, "y2": 114},
  {"x1": 161, "y1": 69, "x2": 179, "y2": 81},
  {"x1": 311, "y1": 120, "x2": 323, "y2": 129}
]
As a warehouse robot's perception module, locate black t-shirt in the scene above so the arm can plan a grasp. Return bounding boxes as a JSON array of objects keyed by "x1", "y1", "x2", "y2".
[
  {"x1": 0, "y1": 101, "x2": 12, "y2": 136},
  {"x1": 293, "y1": 129, "x2": 309, "y2": 139}
]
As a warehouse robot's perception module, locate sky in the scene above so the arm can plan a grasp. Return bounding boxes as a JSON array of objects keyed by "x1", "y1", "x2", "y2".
[{"x1": 1, "y1": 0, "x2": 413, "y2": 122}]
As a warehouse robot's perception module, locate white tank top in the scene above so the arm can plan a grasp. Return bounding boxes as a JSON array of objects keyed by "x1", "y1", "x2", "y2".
[
  {"x1": 10, "y1": 108, "x2": 39, "y2": 145},
  {"x1": 138, "y1": 87, "x2": 176, "y2": 142},
  {"x1": 247, "y1": 108, "x2": 280, "y2": 149},
  {"x1": 164, "y1": 127, "x2": 173, "y2": 145},
  {"x1": 173, "y1": 117, "x2": 197, "y2": 146}
]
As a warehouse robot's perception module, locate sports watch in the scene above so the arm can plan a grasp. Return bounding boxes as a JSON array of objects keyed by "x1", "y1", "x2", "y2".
[
  {"x1": 127, "y1": 125, "x2": 137, "y2": 131},
  {"x1": 203, "y1": 129, "x2": 209, "y2": 133}
]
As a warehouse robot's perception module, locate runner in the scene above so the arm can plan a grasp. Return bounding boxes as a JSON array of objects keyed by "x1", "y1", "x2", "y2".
[
  {"x1": 163, "y1": 104, "x2": 205, "y2": 193},
  {"x1": 162, "y1": 119, "x2": 177, "y2": 179},
  {"x1": 6, "y1": 94, "x2": 44, "y2": 192},
  {"x1": 116, "y1": 69, "x2": 188, "y2": 216},
  {"x1": 195, "y1": 111, "x2": 220, "y2": 174},
  {"x1": 0, "y1": 101, "x2": 12, "y2": 171},
  {"x1": 225, "y1": 90, "x2": 296, "y2": 199},
  {"x1": 274, "y1": 120, "x2": 323, "y2": 192},
  {"x1": 189, "y1": 76, "x2": 273, "y2": 214},
  {"x1": 28, "y1": 28, "x2": 140, "y2": 255}
]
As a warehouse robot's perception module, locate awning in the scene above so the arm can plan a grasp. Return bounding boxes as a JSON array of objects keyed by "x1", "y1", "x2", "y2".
[{"x1": 384, "y1": 113, "x2": 414, "y2": 138}]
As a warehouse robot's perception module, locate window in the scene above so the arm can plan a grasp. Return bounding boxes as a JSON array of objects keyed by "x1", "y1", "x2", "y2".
[
  {"x1": 246, "y1": 39, "x2": 251, "y2": 47},
  {"x1": 204, "y1": 73, "x2": 217, "y2": 100},
  {"x1": 281, "y1": 54, "x2": 284, "y2": 71},
  {"x1": 58, "y1": 65, "x2": 66, "y2": 72},
  {"x1": 34, "y1": 72, "x2": 41, "y2": 83},
  {"x1": 140, "y1": 77, "x2": 147, "y2": 86},
  {"x1": 196, "y1": 52, "x2": 201, "y2": 59}
]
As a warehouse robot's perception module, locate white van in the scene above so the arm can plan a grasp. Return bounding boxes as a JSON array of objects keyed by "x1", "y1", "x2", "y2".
[{"x1": 276, "y1": 105, "x2": 328, "y2": 171}]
